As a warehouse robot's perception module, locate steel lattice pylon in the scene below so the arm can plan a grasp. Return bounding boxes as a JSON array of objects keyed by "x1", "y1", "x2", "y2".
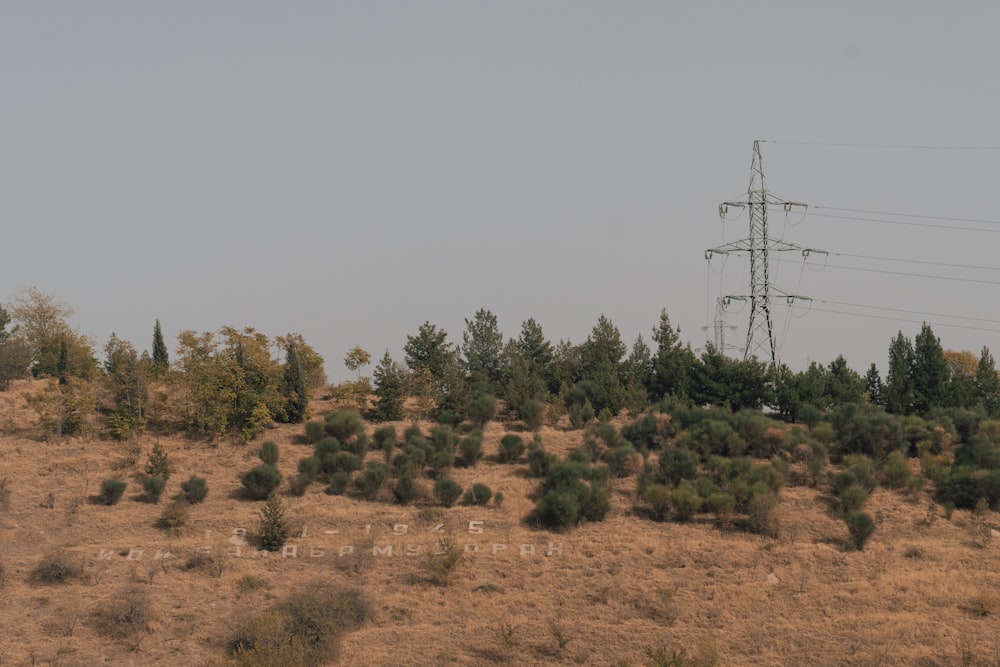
[{"x1": 705, "y1": 140, "x2": 809, "y2": 365}]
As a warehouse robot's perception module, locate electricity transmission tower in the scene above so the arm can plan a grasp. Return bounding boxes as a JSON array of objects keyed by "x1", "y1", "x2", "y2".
[{"x1": 705, "y1": 140, "x2": 809, "y2": 365}]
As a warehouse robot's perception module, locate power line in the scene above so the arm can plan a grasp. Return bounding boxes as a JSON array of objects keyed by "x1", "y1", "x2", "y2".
[
  {"x1": 818, "y1": 299, "x2": 1000, "y2": 326},
  {"x1": 774, "y1": 302, "x2": 1000, "y2": 335},
  {"x1": 827, "y1": 252, "x2": 1000, "y2": 274},
  {"x1": 814, "y1": 206, "x2": 1000, "y2": 227},
  {"x1": 785, "y1": 259, "x2": 1000, "y2": 286},
  {"x1": 761, "y1": 139, "x2": 1000, "y2": 151},
  {"x1": 805, "y1": 211, "x2": 1000, "y2": 234}
]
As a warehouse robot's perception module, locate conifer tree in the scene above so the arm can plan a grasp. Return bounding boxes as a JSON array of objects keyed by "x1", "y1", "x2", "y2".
[
  {"x1": 371, "y1": 351, "x2": 405, "y2": 422},
  {"x1": 57, "y1": 336, "x2": 69, "y2": 386},
  {"x1": 283, "y1": 340, "x2": 308, "y2": 424},
  {"x1": 152, "y1": 319, "x2": 169, "y2": 371}
]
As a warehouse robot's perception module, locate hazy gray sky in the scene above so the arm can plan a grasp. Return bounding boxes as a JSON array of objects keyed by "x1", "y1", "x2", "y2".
[{"x1": 4, "y1": 2, "x2": 1000, "y2": 381}]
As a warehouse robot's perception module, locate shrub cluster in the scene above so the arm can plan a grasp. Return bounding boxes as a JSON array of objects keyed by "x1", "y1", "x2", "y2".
[{"x1": 230, "y1": 585, "x2": 368, "y2": 666}]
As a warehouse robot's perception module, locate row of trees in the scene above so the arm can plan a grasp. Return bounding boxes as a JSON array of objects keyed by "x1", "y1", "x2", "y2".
[
  {"x1": 0, "y1": 287, "x2": 325, "y2": 441},
  {"x1": 369, "y1": 311, "x2": 1000, "y2": 425}
]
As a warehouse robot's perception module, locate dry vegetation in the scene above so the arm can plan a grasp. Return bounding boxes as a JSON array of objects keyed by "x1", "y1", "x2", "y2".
[{"x1": 1, "y1": 380, "x2": 999, "y2": 666}]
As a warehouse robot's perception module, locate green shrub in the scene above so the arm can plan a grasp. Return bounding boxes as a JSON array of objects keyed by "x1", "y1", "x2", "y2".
[
  {"x1": 568, "y1": 399, "x2": 595, "y2": 429},
  {"x1": 430, "y1": 425, "x2": 460, "y2": 452},
  {"x1": 520, "y1": 399, "x2": 546, "y2": 432},
  {"x1": 498, "y1": 434, "x2": 526, "y2": 463},
  {"x1": 434, "y1": 409, "x2": 462, "y2": 427},
  {"x1": 831, "y1": 470, "x2": 859, "y2": 497},
  {"x1": 659, "y1": 447, "x2": 699, "y2": 485},
  {"x1": 468, "y1": 393, "x2": 497, "y2": 428},
  {"x1": 580, "y1": 481, "x2": 611, "y2": 521},
  {"x1": 428, "y1": 450, "x2": 454, "y2": 476},
  {"x1": 330, "y1": 452, "x2": 362, "y2": 474},
  {"x1": 670, "y1": 481, "x2": 702, "y2": 522},
  {"x1": 259, "y1": 440, "x2": 279, "y2": 466},
  {"x1": 535, "y1": 489, "x2": 579, "y2": 530},
  {"x1": 99, "y1": 479, "x2": 127, "y2": 505},
  {"x1": 259, "y1": 492, "x2": 289, "y2": 551},
  {"x1": 373, "y1": 425, "x2": 397, "y2": 461},
  {"x1": 180, "y1": 476, "x2": 208, "y2": 504},
  {"x1": 424, "y1": 535, "x2": 463, "y2": 587},
  {"x1": 464, "y1": 482, "x2": 493, "y2": 506},
  {"x1": 644, "y1": 484, "x2": 672, "y2": 521},
  {"x1": 844, "y1": 454, "x2": 877, "y2": 492},
  {"x1": 457, "y1": 433, "x2": 484, "y2": 467},
  {"x1": 607, "y1": 443, "x2": 638, "y2": 478},
  {"x1": 354, "y1": 462, "x2": 389, "y2": 500},
  {"x1": 747, "y1": 487, "x2": 779, "y2": 537},
  {"x1": 325, "y1": 410, "x2": 367, "y2": 455},
  {"x1": 393, "y1": 475, "x2": 419, "y2": 505},
  {"x1": 705, "y1": 492, "x2": 735, "y2": 525},
  {"x1": 142, "y1": 476, "x2": 166, "y2": 503},
  {"x1": 242, "y1": 465, "x2": 282, "y2": 501},
  {"x1": 297, "y1": 457, "x2": 319, "y2": 482},
  {"x1": 845, "y1": 511, "x2": 876, "y2": 550},
  {"x1": 304, "y1": 420, "x2": 326, "y2": 444},
  {"x1": 880, "y1": 450, "x2": 912, "y2": 489},
  {"x1": 327, "y1": 471, "x2": 350, "y2": 495},
  {"x1": 288, "y1": 473, "x2": 311, "y2": 497},
  {"x1": 434, "y1": 477, "x2": 463, "y2": 507},
  {"x1": 839, "y1": 484, "x2": 869, "y2": 512},
  {"x1": 527, "y1": 442, "x2": 557, "y2": 478}
]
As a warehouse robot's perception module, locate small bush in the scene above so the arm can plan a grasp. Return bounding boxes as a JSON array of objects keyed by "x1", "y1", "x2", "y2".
[
  {"x1": 880, "y1": 450, "x2": 912, "y2": 489},
  {"x1": 393, "y1": 475, "x2": 419, "y2": 505},
  {"x1": 93, "y1": 585, "x2": 152, "y2": 645},
  {"x1": 434, "y1": 477, "x2": 463, "y2": 507},
  {"x1": 297, "y1": 457, "x2": 319, "y2": 482},
  {"x1": 304, "y1": 420, "x2": 326, "y2": 444},
  {"x1": 535, "y1": 489, "x2": 579, "y2": 530},
  {"x1": 259, "y1": 440, "x2": 279, "y2": 466},
  {"x1": 230, "y1": 585, "x2": 368, "y2": 666},
  {"x1": 142, "y1": 476, "x2": 166, "y2": 503},
  {"x1": 99, "y1": 479, "x2": 127, "y2": 506},
  {"x1": 468, "y1": 393, "x2": 497, "y2": 428},
  {"x1": 242, "y1": 465, "x2": 282, "y2": 500},
  {"x1": 643, "y1": 484, "x2": 672, "y2": 522},
  {"x1": 373, "y1": 425, "x2": 397, "y2": 461},
  {"x1": 845, "y1": 510, "x2": 876, "y2": 550},
  {"x1": 520, "y1": 399, "x2": 546, "y2": 432},
  {"x1": 457, "y1": 433, "x2": 484, "y2": 467},
  {"x1": 498, "y1": 434, "x2": 526, "y2": 463},
  {"x1": 30, "y1": 551, "x2": 84, "y2": 585},
  {"x1": 325, "y1": 410, "x2": 367, "y2": 455},
  {"x1": 260, "y1": 492, "x2": 289, "y2": 551},
  {"x1": 180, "y1": 476, "x2": 208, "y2": 504},
  {"x1": 354, "y1": 462, "x2": 389, "y2": 500},
  {"x1": 327, "y1": 471, "x2": 350, "y2": 495},
  {"x1": 568, "y1": 399, "x2": 595, "y2": 429},
  {"x1": 839, "y1": 484, "x2": 868, "y2": 512},
  {"x1": 288, "y1": 473, "x2": 311, "y2": 497},
  {"x1": 670, "y1": 481, "x2": 702, "y2": 522},
  {"x1": 464, "y1": 482, "x2": 493, "y2": 506},
  {"x1": 158, "y1": 499, "x2": 189, "y2": 533},
  {"x1": 330, "y1": 452, "x2": 362, "y2": 474},
  {"x1": 425, "y1": 535, "x2": 464, "y2": 586}
]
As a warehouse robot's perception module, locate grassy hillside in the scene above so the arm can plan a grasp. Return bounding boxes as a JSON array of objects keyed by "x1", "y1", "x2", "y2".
[{"x1": 1, "y1": 380, "x2": 998, "y2": 666}]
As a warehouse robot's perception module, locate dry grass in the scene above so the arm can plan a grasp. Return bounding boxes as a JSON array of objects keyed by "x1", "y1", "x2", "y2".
[{"x1": 0, "y1": 380, "x2": 999, "y2": 665}]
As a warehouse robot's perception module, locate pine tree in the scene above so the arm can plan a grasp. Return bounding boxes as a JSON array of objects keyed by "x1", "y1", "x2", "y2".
[
  {"x1": 651, "y1": 308, "x2": 694, "y2": 400},
  {"x1": 884, "y1": 332, "x2": 915, "y2": 415},
  {"x1": 152, "y1": 320, "x2": 169, "y2": 371},
  {"x1": 259, "y1": 492, "x2": 289, "y2": 551},
  {"x1": 976, "y1": 346, "x2": 1000, "y2": 417},
  {"x1": 283, "y1": 340, "x2": 308, "y2": 424},
  {"x1": 912, "y1": 323, "x2": 949, "y2": 413},
  {"x1": 462, "y1": 308, "x2": 504, "y2": 390},
  {"x1": 371, "y1": 351, "x2": 405, "y2": 422},
  {"x1": 865, "y1": 363, "x2": 884, "y2": 406}
]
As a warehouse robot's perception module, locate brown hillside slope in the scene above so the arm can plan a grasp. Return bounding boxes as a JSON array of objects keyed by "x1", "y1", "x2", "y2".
[{"x1": 0, "y1": 380, "x2": 998, "y2": 666}]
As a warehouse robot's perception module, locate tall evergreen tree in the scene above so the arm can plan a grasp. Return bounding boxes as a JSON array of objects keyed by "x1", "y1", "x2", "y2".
[
  {"x1": 865, "y1": 363, "x2": 884, "y2": 406},
  {"x1": 371, "y1": 351, "x2": 406, "y2": 422},
  {"x1": 912, "y1": 323, "x2": 949, "y2": 413},
  {"x1": 650, "y1": 309, "x2": 694, "y2": 400},
  {"x1": 884, "y1": 332, "x2": 915, "y2": 414},
  {"x1": 152, "y1": 319, "x2": 169, "y2": 371},
  {"x1": 825, "y1": 355, "x2": 865, "y2": 406},
  {"x1": 461, "y1": 308, "x2": 504, "y2": 390},
  {"x1": 282, "y1": 340, "x2": 308, "y2": 423},
  {"x1": 976, "y1": 346, "x2": 1000, "y2": 417}
]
